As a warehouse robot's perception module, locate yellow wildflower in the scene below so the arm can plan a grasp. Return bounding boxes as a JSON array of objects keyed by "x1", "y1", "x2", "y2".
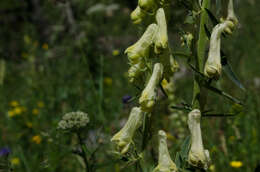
[
  {"x1": 42, "y1": 43, "x2": 49, "y2": 50},
  {"x1": 10, "y1": 101, "x2": 19, "y2": 107},
  {"x1": 11, "y1": 157, "x2": 20, "y2": 165},
  {"x1": 112, "y1": 49, "x2": 120, "y2": 56},
  {"x1": 230, "y1": 161, "x2": 243, "y2": 168},
  {"x1": 32, "y1": 135, "x2": 42, "y2": 144},
  {"x1": 26, "y1": 122, "x2": 33, "y2": 128},
  {"x1": 32, "y1": 108, "x2": 39, "y2": 115},
  {"x1": 8, "y1": 110, "x2": 15, "y2": 117},
  {"x1": 104, "y1": 77, "x2": 112, "y2": 86},
  {"x1": 37, "y1": 101, "x2": 45, "y2": 108},
  {"x1": 13, "y1": 107, "x2": 22, "y2": 115},
  {"x1": 209, "y1": 165, "x2": 215, "y2": 171}
]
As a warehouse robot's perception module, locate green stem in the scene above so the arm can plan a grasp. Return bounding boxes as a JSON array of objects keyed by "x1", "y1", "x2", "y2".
[
  {"x1": 77, "y1": 133, "x2": 90, "y2": 172},
  {"x1": 192, "y1": 0, "x2": 211, "y2": 110}
]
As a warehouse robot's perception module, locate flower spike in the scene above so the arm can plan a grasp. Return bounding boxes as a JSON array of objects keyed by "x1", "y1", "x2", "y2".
[
  {"x1": 188, "y1": 109, "x2": 210, "y2": 170},
  {"x1": 111, "y1": 107, "x2": 144, "y2": 154},
  {"x1": 125, "y1": 24, "x2": 158, "y2": 65},
  {"x1": 139, "y1": 63, "x2": 163, "y2": 112},
  {"x1": 153, "y1": 130, "x2": 178, "y2": 172}
]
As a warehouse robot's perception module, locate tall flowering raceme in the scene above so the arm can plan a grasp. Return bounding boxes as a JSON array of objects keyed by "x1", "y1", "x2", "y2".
[
  {"x1": 111, "y1": 0, "x2": 242, "y2": 171},
  {"x1": 112, "y1": 0, "x2": 178, "y2": 158}
]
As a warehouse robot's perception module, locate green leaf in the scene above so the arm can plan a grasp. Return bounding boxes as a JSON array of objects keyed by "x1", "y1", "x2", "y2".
[
  {"x1": 203, "y1": 84, "x2": 243, "y2": 105},
  {"x1": 222, "y1": 57, "x2": 246, "y2": 91},
  {"x1": 175, "y1": 152, "x2": 182, "y2": 168},
  {"x1": 202, "y1": 113, "x2": 237, "y2": 117},
  {"x1": 180, "y1": 135, "x2": 191, "y2": 160},
  {"x1": 205, "y1": 8, "x2": 219, "y2": 26},
  {"x1": 204, "y1": 24, "x2": 211, "y2": 39}
]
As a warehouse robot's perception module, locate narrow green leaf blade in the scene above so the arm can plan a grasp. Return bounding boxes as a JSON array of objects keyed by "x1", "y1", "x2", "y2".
[
  {"x1": 222, "y1": 58, "x2": 246, "y2": 91},
  {"x1": 205, "y1": 8, "x2": 219, "y2": 26}
]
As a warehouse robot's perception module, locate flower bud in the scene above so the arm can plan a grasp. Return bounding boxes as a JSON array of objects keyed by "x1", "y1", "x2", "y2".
[
  {"x1": 188, "y1": 109, "x2": 210, "y2": 170},
  {"x1": 125, "y1": 24, "x2": 158, "y2": 65},
  {"x1": 154, "y1": 8, "x2": 168, "y2": 54},
  {"x1": 159, "y1": 48, "x2": 179, "y2": 80},
  {"x1": 111, "y1": 107, "x2": 144, "y2": 154},
  {"x1": 153, "y1": 130, "x2": 178, "y2": 172},
  {"x1": 128, "y1": 61, "x2": 146, "y2": 83},
  {"x1": 204, "y1": 21, "x2": 233, "y2": 79},
  {"x1": 138, "y1": 0, "x2": 158, "y2": 14},
  {"x1": 131, "y1": 6, "x2": 146, "y2": 25},
  {"x1": 139, "y1": 63, "x2": 163, "y2": 112}
]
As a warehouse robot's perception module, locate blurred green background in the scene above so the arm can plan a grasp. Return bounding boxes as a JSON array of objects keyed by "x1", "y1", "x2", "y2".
[{"x1": 0, "y1": 0, "x2": 259, "y2": 171}]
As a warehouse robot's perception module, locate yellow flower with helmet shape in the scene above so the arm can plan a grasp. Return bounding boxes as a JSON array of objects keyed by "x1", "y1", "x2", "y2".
[
  {"x1": 111, "y1": 107, "x2": 144, "y2": 154},
  {"x1": 187, "y1": 109, "x2": 211, "y2": 170},
  {"x1": 139, "y1": 63, "x2": 163, "y2": 112},
  {"x1": 125, "y1": 23, "x2": 158, "y2": 65},
  {"x1": 153, "y1": 130, "x2": 178, "y2": 172},
  {"x1": 154, "y1": 8, "x2": 168, "y2": 54}
]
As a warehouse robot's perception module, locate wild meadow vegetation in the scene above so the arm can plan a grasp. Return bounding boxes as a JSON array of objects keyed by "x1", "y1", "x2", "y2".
[{"x1": 0, "y1": 0, "x2": 259, "y2": 171}]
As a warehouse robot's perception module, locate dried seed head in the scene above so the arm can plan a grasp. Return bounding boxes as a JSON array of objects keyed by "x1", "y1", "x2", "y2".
[
  {"x1": 125, "y1": 24, "x2": 158, "y2": 65},
  {"x1": 153, "y1": 130, "x2": 178, "y2": 172},
  {"x1": 111, "y1": 107, "x2": 143, "y2": 154},
  {"x1": 188, "y1": 109, "x2": 210, "y2": 170},
  {"x1": 139, "y1": 63, "x2": 163, "y2": 112}
]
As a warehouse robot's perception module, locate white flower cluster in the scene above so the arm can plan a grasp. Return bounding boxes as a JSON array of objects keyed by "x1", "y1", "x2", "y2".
[{"x1": 58, "y1": 111, "x2": 89, "y2": 132}]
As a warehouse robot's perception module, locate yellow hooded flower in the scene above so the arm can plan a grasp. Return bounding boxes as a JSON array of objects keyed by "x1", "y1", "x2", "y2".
[
  {"x1": 125, "y1": 24, "x2": 158, "y2": 65},
  {"x1": 153, "y1": 130, "x2": 178, "y2": 172},
  {"x1": 204, "y1": 20, "x2": 234, "y2": 80},
  {"x1": 139, "y1": 63, "x2": 163, "y2": 112},
  {"x1": 131, "y1": 6, "x2": 147, "y2": 24},
  {"x1": 188, "y1": 109, "x2": 210, "y2": 170},
  {"x1": 154, "y1": 8, "x2": 168, "y2": 54},
  {"x1": 111, "y1": 107, "x2": 144, "y2": 154}
]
